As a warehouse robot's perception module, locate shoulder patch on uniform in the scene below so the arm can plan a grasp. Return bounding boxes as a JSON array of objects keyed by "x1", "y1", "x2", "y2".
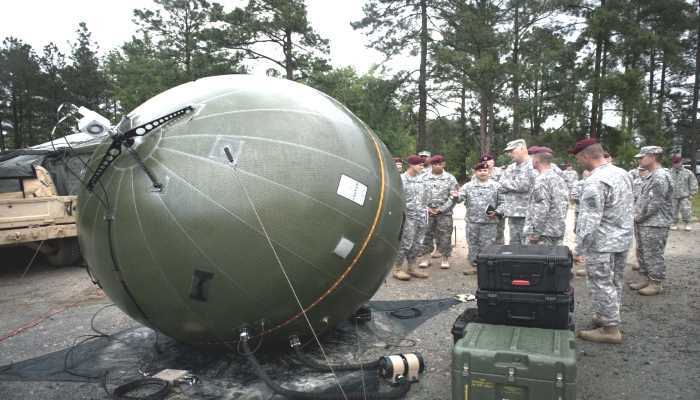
[{"x1": 585, "y1": 194, "x2": 598, "y2": 209}]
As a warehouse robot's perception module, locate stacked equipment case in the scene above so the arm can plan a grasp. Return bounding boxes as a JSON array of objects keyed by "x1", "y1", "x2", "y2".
[{"x1": 451, "y1": 245, "x2": 577, "y2": 399}]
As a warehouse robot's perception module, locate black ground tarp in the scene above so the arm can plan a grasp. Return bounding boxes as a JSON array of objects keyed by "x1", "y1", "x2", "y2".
[{"x1": 0, "y1": 298, "x2": 460, "y2": 399}]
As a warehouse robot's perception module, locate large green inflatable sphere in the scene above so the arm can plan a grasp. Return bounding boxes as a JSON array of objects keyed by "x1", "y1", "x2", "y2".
[{"x1": 78, "y1": 75, "x2": 404, "y2": 345}]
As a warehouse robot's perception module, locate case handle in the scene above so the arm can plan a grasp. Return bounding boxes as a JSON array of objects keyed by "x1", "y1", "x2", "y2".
[
  {"x1": 511, "y1": 279, "x2": 530, "y2": 286},
  {"x1": 507, "y1": 310, "x2": 536, "y2": 321}
]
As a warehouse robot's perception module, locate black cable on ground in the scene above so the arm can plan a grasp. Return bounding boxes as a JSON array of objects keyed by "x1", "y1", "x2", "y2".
[
  {"x1": 112, "y1": 377, "x2": 170, "y2": 400},
  {"x1": 240, "y1": 333, "x2": 412, "y2": 400},
  {"x1": 291, "y1": 337, "x2": 381, "y2": 372}
]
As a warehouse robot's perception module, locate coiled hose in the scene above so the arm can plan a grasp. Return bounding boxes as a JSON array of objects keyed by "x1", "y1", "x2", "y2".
[{"x1": 240, "y1": 333, "x2": 412, "y2": 400}]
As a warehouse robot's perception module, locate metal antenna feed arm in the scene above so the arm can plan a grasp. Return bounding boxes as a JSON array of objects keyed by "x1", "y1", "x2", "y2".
[{"x1": 86, "y1": 106, "x2": 194, "y2": 191}]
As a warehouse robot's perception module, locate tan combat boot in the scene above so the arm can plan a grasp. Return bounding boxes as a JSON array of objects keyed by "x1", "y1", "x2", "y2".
[
  {"x1": 440, "y1": 256, "x2": 450, "y2": 269},
  {"x1": 392, "y1": 264, "x2": 410, "y2": 281},
  {"x1": 418, "y1": 258, "x2": 431, "y2": 268},
  {"x1": 670, "y1": 225, "x2": 678, "y2": 231},
  {"x1": 408, "y1": 261, "x2": 429, "y2": 278},
  {"x1": 684, "y1": 223, "x2": 692, "y2": 231},
  {"x1": 577, "y1": 326, "x2": 622, "y2": 344},
  {"x1": 638, "y1": 279, "x2": 663, "y2": 296},
  {"x1": 628, "y1": 278, "x2": 649, "y2": 290},
  {"x1": 591, "y1": 314, "x2": 603, "y2": 327},
  {"x1": 463, "y1": 261, "x2": 477, "y2": 275}
]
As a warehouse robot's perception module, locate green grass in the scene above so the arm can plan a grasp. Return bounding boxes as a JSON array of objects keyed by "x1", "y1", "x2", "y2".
[{"x1": 693, "y1": 194, "x2": 700, "y2": 222}]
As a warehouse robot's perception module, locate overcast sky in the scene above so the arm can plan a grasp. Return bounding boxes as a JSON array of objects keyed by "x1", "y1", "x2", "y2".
[{"x1": 0, "y1": 0, "x2": 395, "y2": 75}]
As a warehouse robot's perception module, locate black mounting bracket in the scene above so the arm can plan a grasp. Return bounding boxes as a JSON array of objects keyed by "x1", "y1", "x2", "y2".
[{"x1": 86, "y1": 106, "x2": 194, "y2": 191}]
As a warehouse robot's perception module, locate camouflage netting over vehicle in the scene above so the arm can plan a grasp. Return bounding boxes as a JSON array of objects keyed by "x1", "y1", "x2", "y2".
[{"x1": 77, "y1": 75, "x2": 405, "y2": 345}]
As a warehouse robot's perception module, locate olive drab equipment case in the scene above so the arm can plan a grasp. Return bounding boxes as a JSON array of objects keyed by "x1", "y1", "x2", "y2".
[
  {"x1": 476, "y1": 245, "x2": 573, "y2": 293},
  {"x1": 452, "y1": 323, "x2": 576, "y2": 400}
]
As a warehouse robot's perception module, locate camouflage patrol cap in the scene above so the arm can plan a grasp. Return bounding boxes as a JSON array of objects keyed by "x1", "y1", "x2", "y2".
[
  {"x1": 418, "y1": 150, "x2": 431, "y2": 158},
  {"x1": 634, "y1": 146, "x2": 663, "y2": 158},
  {"x1": 504, "y1": 139, "x2": 527, "y2": 152}
]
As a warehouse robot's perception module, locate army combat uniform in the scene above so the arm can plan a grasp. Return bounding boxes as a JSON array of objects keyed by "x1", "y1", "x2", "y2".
[
  {"x1": 562, "y1": 169, "x2": 579, "y2": 196},
  {"x1": 577, "y1": 163, "x2": 634, "y2": 327},
  {"x1": 422, "y1": 170, "x2": 458, "y2": 258},
  {"x1": 395, "y1": 173, "x2": 428, "y2": 267},
  {"x1": 458, "y1": 179, "x2": 502, "y2": 266},
  {"x1": 635, "y1": 168, "x2": 674, "y2": 282},
  {"x1": 524, "y1": 169, "x2": 569, "y2": 245},
  {"x1": 629, "y1": 168, "x2": 646, "y2": 269},
  {"x1": 497, "y1": 158, "x2": 538, "y2": 245},
  {"x1": 670, "y1": 165, "x2": 698, "y2": 226}
]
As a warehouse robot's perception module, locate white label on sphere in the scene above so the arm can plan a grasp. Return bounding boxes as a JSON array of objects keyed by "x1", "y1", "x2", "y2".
[
  {"x1": 337, "y1": 174, "x2": 367, "y2": 206},
  {"x1": 334, "y1": 237, "x2": 355, "y2": 259}
]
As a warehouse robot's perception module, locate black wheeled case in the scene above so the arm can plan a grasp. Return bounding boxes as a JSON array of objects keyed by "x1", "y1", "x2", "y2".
[
  {"x1": 476, "y1": 289, "x2": 572, "y2": 330},
  {"x1": 476, "y1": 244, "x2": 573, "y2": 293}
]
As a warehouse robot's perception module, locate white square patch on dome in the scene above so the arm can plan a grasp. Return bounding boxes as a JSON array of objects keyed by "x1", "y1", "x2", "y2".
[{"x1": 337, "y1": 174, "x2": 367, "y2": 206}]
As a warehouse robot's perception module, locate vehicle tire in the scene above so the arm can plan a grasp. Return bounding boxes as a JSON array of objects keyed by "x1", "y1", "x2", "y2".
[{"x1": 45, "y1": 238, "x2": 82, "y2": 267}]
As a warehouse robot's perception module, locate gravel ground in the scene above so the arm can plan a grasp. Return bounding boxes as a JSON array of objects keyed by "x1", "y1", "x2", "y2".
[{"x1": 1, "y1": 204, "x2": 698, "y2": 399}]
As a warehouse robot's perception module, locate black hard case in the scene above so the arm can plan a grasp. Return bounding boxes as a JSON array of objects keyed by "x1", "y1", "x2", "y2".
[
  {"x1": 476, "y1": 289, "x2": 573, "y2": 330},
  {"x1": 476, "y1": 244, "x2": 573, "y2": 293},
  {"x1": 451, "y1": 308, "x2": 481, "y2": 343}
]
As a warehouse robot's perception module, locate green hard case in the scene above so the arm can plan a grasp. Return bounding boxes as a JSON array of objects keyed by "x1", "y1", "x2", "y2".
[{"x1": 452, "y1": 323, "x2": 576, "y2": 400}]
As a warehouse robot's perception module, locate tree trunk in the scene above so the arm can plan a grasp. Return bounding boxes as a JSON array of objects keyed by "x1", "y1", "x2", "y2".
[
  {"x1": 690, "y1": 0, "x2": 700, "y2": 174},
  {"x1": 487, "y1": 99, "x2": 495, "y2": 155},
  {"x1": 658, "y1": 53, "x2": 667, "y2": 127},
  {"x1": 417, "y1": 0, "x2": 428, "y2": 151},
  {"x1": 597, "y1": 39, "x2": 607, "y2": 137},
  {"x1": 512, "y1": 3, "x2": 521, "y2": 139},
  {"x1": 284, "y1": 28, "x2": 294, "y2": 80},
  {"x1": 590, "y1": 0, "x2": 605, "y2": 138},
  {"x1": 480, "y1": 92, "x2": 488, "y2": 156},
  {"x1": 648, "y1": 47, "x2": 656, "y2": 109},
  {"x1": 457, "y1": 82, "x2": 469, "y2": 182}
]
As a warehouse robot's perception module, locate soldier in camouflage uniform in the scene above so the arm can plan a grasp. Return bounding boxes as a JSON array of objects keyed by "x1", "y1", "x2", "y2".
[
  {"x1": 628, "y1": 167, "x2": 649, "y2": 272},
  {"x1": 669, "y1": 154, "x2": 698, "y2": 231},
  {"x1": 523, "y1": 147, "x2": 569, "y2": 245},
  {"x1": 571, "y1": 169, "x2": 592, "y2": 277},
  {"x1": 629, "y1": 146, "x2": 674, "y2": 296},
  {"x1": 561, "y1": 163, "x2": 579, "y2": 196},
  {"x1": 457, "y1": 161, "x2": 503, "y2": 275},
  {"x1": 393, "y1": 155, "x2": 430, "y2": 281},
  {"x1": 571, "y1": 138, "x2": 633, "y2": 344},
  {"x1": 475, "y1": 154, "x2": 506, "y2": 244},
  {"x1": 419, "y1": 155, "x2": 459, "y2": 269},
  {"x1": 497, "y1": 139, "x2": 538, "y2": 245}
]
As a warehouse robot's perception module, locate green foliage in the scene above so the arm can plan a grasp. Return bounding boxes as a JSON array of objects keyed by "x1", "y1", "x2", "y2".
[
  {"x1": 304, "y1": 66, "x2": 415, "y2": 156},
  {"x1": 210, "y1": 0, "x2": 330, "y2": 80}
]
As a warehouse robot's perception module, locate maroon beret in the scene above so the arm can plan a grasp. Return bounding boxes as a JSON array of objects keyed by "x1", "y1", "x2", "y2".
[
  {"x1": 568, "y1": 138, "x2": 598, "y2": 155},
  {"x1": 672, "y1": 154, "x2": 682, "y2": 163},
  {"x1": 479, "y1": 154, "x2": 494, "y2": 162},
  {"x1": 529, "y1": 146, "x2": 553, "y2": 155},
  {"x1": 430, "y1": 154, "x2": 445, "y2": 164},
  {"x1": 474, "y1": 162, "x2": 489, "y2": 170},
  {"x1": 406, "y1": 155, "x2": 423, "y2": 165}
]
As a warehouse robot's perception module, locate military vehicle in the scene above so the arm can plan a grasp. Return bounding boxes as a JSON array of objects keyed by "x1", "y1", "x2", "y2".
[
  {"x1": 77, "y1": 75, "x2": 405, "y2": 345},
  {"x1": 0, "y1": 109, "x2": 109, "y2": 267}
]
